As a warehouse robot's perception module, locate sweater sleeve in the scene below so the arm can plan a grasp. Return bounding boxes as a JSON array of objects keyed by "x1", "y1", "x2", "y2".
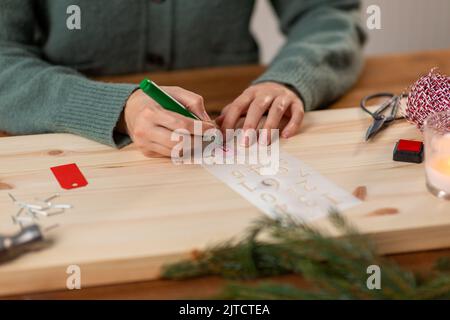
[
  {"x1": 0, "y1": 0, "x2": 135, "y2": 148},
  {"x1": 254, "y1": 0, "x2": 367, "y2": 111}
]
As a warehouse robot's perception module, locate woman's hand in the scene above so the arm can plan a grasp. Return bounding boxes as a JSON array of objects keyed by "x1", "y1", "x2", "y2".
[
  {"x1": 217, "y1": 82, "x2": 304, "y2": 145},
  {"x1": 121, "y1": 87, "x2": 214, "y2": 157}
]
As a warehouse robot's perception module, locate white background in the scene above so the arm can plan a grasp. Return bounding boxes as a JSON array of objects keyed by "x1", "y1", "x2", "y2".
[{"x1": 251, "y1": 0, "x2": 450, "y2": 64}]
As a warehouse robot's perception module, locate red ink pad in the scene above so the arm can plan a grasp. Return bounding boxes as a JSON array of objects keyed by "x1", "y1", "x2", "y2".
[
  {"x1": 393, "y1": 140, "x2": 424, "y2": 163},
  {"x1": 397, "y1": 139, "x2": 423, "y2": 153},
  {"x1": 50, "y1": 163, "x2": 88, "y2": 190}
]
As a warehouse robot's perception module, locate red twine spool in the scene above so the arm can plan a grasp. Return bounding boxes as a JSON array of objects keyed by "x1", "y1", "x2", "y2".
[{"x1": 405, "y1": 68, "x2": 450, "y2": 130}]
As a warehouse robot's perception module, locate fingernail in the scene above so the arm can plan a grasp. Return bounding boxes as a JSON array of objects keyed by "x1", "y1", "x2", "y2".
[{"x1": 282, "y1": 131, "x2": 289, "y2": 139}]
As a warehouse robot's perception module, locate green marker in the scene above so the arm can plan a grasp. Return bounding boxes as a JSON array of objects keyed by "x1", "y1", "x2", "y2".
[{"x1": 139, "y1": 79, "x2": 200, "y2": 120}]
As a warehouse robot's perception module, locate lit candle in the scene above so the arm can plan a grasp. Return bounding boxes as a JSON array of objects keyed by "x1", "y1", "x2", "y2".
[
  {"x1": 424, "y1": 112, "x2": 450, "y2": 200},
  {"x1": 426, "y1": 156, "x2": 450, "y2": 194}
]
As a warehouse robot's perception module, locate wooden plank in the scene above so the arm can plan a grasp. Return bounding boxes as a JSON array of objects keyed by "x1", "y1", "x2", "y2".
[
  {"x1": 11, "y1": 248, "x2": 450, "y2": 300},
  {"x1": 333, "y1": 49, "x2": 450, "y2": 109},
  {"x1": 0, "y1": 106, "x2": 449, "y2": 297},
  {"x1": 2, "y1": 49, "x2": 450, "y2": 298}
]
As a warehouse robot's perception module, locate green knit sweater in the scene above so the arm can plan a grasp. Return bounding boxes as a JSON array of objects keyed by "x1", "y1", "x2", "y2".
[{"x1": 0, "y1": 0, "x2": 365, "y2": 148}]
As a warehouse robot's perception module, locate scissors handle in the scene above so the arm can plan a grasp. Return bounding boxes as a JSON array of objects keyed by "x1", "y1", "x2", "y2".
[
  {"x1": 360, "y1": 92, "x2": 395, "y2": 118},
  {"x1": 361, "y1": 92, "x2": 408, "y2": 141},
  {"x1": 0, "y1": 224, "x2": 43, "y2": 262}
]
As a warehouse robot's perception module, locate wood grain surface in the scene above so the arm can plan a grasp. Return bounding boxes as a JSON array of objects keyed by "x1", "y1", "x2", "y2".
[
  {"x1": 1, "y1": 106, "x2": 449, "y2": 297},
  {"x1": 1, "y1": 49, "x2": 450, "y2": 299}
]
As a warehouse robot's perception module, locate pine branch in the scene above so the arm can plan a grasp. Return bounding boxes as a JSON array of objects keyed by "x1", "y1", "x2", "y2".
[
  {"x1": 219, "y1": 282, "x2": 334, "y2": 300},
  {"x1": 162, "y1": 210, "x2": 450, "y2": 299}
]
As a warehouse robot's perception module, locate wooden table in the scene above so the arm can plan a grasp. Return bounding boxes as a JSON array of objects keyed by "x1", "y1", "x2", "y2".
[{"x1": 2, "y1": 49, "x2": 450, "y2": 299}]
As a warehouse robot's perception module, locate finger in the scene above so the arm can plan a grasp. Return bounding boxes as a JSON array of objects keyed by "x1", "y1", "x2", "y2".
[
  {"x1": 141, "y1": 142, "x2": 173, "y2": 158},
  {"x1": 221, "y1": 93, "x2": 253, "y2": 131},
  {"x1": 281, "y1": 101, "x2": 304, "y2": 138},
  {"x1": 261, "y1": 96, "x2": 292, "y2": 145},
  {"x1": 234, "y1": 116, "x2": 266, "y2": 130},
  {"x1": 156, "y1": 110, "x2": 215, "y2": 135},
  {"x1": 243, "y1": 95, "x2": 274, "y2": 131},
  {"x1": 220, "y1": 102, "x2": 233, "y2": 116},
  {"x1": 149, "y1": 126, "x2": 207, "y2": 159},
  {"x1": 148, "y1": 125, "x2": 185, "y2": 150},
  {"x1": 241, "y1": 95, "x2": 274, "y2": 146},
  {"x1": 215, "y1": 114, "x2": 225, "y2": 127},
  {"x1": 165, "y1": 87, "x2": 211, "y2": 121},
  {"x1": 133, "y1": 124, "x2": 180, "y2": 154}
]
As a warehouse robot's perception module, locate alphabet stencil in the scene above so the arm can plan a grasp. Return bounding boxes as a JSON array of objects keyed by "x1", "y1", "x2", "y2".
[{"x1": 204, "y1": 147, "x2": 361, "y2": 221}]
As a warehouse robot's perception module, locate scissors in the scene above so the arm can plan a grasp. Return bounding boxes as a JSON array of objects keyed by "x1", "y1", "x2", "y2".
[
  {"x1": 0, "y1": 224, "x2": 46, "y2": 263},
  {"x1": 360, "y1": 92, "x2": 407, "y2": 141}
]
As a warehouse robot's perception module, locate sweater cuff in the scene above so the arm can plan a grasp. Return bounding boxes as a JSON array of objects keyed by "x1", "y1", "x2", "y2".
[
  {"x1": 55, "y1": 79, "x2": 137, "y2": 148},
  {"x1": 253, "y1": 59, "x2": 318, "y2": 112}
]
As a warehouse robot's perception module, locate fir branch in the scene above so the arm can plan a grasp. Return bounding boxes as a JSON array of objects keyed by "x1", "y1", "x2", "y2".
[
  {"x1": 219, "y1": 282, "x2": 332, "y2": 300},
  {"x1": 435, "y1": 257, "x2": 450, "y2": 273},
  {"x1": 162, "y1": 210, "x2": 450, "y2": 299}
]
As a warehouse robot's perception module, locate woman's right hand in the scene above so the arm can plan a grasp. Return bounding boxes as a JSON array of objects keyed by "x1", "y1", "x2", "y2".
[{"x1": 122, "y1": 87, "x2": 214, "y2": 157}]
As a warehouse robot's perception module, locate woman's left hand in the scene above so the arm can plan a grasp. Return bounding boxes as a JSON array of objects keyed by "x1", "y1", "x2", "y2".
[{"x1": 217, "y1": 82, "x2": 304, "y2": 145}]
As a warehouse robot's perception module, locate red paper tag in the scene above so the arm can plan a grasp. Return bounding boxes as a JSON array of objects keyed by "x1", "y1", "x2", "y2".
[{"x1": 50, "y1": 163, "x2": 88, "y2": 190}]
